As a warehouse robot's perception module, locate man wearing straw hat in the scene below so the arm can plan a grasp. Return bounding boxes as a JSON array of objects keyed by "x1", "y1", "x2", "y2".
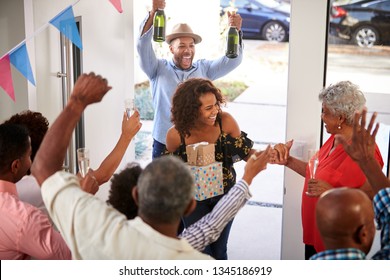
[{"x1": 137, "y1": 0, "x2": 243, "y2": 160}]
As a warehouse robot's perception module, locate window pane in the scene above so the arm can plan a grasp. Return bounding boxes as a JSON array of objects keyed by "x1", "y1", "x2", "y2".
[{"x1": 327, "y1": 0, "x2": 390, "y2": 175}]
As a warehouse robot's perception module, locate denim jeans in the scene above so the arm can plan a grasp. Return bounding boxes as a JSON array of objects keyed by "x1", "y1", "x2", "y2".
[{"x1": 152, "y1": 139, "x2": 166, "y2": 160}]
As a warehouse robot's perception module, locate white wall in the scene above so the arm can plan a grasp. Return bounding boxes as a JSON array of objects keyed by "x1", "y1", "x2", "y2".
[
  {"x1": 281, "y1": 0, "x2": 328, "y2": 259},
  {"x1": 74, "y1": 0, "x2": 135, "y2": 199},
  {"x1": 20, "y1": 0, "x2": 135, "y2": 200},
  {"x1": 0, "y1": 0, "x2": 28, "y2": 119},
  {"x1": 2, "y1": 0, "x2": 226, "y2": 199}
]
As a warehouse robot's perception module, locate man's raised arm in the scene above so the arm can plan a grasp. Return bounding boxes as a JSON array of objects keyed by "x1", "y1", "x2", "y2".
[
  {"x1": 337, "y1": 108, "x2": 390, "y2": 193},
  {"x1": 31, "y1": 73, "x2": 111, "y2": 186}
]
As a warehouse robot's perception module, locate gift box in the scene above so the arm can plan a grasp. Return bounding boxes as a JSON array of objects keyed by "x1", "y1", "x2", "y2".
[
  {"x1": 189, "y1": 162, "x2": 224, "y2": 201},
  {"x1": 186, "y1": 142, "x2": 215, "y2": 166}
]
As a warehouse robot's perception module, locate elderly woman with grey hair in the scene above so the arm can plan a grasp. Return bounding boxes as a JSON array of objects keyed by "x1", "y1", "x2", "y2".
[{"x1": 272, "y1": 81, "x2": 384, "y2": 259}]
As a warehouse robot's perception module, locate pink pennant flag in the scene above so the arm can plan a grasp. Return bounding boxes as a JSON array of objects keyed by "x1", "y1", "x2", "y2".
[
  {"x1": 0, "y1": 55, "x2": 15, "y2": 102},
  {"x1": 109, "y1": 0, "x2": 123, "y2": 13}
]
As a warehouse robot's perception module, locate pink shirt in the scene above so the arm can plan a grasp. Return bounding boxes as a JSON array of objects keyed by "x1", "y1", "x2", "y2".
[{"x1": 0, "y1": 180, "x2": 71, "y2": 260}]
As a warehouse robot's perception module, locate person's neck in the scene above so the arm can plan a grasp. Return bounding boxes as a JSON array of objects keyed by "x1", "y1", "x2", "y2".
[
  {"x1": 173, "y1": 60, "x2": 191, "y2": 71},
  {"x1": 193, "y1": 122, "x2": 212, "y2": 132},
  {"x1": 141, "y1": 215, "x2": 180, "y2": 239},
  {"x1": 334, "y1": 126, "x2": 353, "y2": 147},
  {"x1": 189, "y1": 123, "x2": 218, "y2": 141},
  {"x1": 0, "y1": 173, "x2": 18, "y2": 184}
]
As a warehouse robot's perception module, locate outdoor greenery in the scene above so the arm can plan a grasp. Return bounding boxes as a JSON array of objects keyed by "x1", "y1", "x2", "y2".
[
  {"x1": 134, "y1": 79, "x2": 248, "y2": 120},
  {"x1": 134, "y1": 81, "x2": 155, "y2": 120},
  {"x1": 134, "y1": 131, "x2": 150, "y2": 158},
  {"x1": 214, "y1": 79, "x2": 248, "y2": 102}
]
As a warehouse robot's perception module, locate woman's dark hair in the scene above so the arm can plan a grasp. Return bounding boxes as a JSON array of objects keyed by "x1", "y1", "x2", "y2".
[
  {"x1": 107, "y1": 163, "x2": 143, "y2": 220},
  {"x1": 171, "y1": 78, "x2": 225, "y2": 137}
]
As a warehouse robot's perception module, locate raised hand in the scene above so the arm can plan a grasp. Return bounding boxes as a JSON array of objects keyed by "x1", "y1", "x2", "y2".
[
  {"x1": 227, "y1": 11, "x2": 243, "y2": 31},
  {"x1": 336, "y1": 108, "x2": 389, "y2": 192},
  {"x1": 336, "y1": 108, "x2": 379, "y2": 164},
  {"x1": 122, "y1": 110, "x2": 142, "y2": 141},
  {"x1": 152, "y1": 0, "x2": 166, "y2": 11},
  {"x1": 71, "y1": 72, "x2": 112, "y2": 108},
  {"x1": 79, "y1": 170, "x2": 99, "y2": 195}
]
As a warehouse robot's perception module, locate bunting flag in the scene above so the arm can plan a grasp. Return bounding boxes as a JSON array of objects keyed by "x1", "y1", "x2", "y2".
[
  {"x1": 1, "y1": 2, "x2": 83, "y2": 102},
  {"x1": 49, "y1": 6, "x2": 83, "y2": 50},
  {"x1": 109, "y1": 0, "x2": 123, "y2": 13},
  {"x1": 0, "y1": 55, "x2": 15, "y2": 101},
  {"x1": 9, "y1": 43, "x2": 36, "y2": 86}
]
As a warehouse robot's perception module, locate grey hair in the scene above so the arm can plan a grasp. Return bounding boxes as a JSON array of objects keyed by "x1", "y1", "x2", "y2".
[
  {"x1": 137, "y1": 155, "x2": 194, "y2": 223},
  {"x1": 318, "y1": 81, "x2": 366, "y2": 125}
]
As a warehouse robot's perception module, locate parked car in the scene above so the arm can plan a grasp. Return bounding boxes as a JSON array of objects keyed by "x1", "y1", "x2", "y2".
[
  {"x1": 220, "y1": 0, "x2": 290, "y2": 42},
  {"x1": 330, "y1": 0, "x2": 390, "y2": 47}
]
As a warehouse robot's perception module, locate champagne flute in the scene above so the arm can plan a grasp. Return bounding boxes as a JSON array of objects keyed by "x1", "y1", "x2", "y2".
[
  {"x1": 77, "y1": 148, "x2": 90, "y2": 178},
  {"x1": 124, "y1": 98, "x2": 135, "y2": 118},
  {"x1": 306, "y1": 151, "x2": 319, "y2": 195}
]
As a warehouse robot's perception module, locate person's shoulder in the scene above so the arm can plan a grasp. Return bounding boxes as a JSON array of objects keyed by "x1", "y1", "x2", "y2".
[
  {"x1": 8, "y1": 195, "x2": 49, "y2": 226},
  {"x1": 220, "y1": 111, "x2": 234, "y2": 121},
  {"x1": 220, "y1": 111, "x2": 240, "y2": 136},
  {"x1": 167, "y1": 126, "x2": 179, "y2": 137},
  {"x1": 166, "y1": 126, "x2": 181, "y2": 152}
]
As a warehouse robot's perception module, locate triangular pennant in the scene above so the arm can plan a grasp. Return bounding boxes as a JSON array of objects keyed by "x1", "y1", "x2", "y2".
[
  {"x1": 0, "y1": 55, "x2": 16, "y2": 102},
  {"x1": 9, "y1": 43, "x2": 36, "y2": 86},
  {"x1": 109, "y1": 0, "x2": 123, "y2": 13},
  {"x1": 49, "y1": 6, "x2": 83, "y2": 50}
]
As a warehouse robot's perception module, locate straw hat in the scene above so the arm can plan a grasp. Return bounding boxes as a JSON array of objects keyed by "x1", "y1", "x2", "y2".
[{"x1": 165, "y1": 23, "x2": 202, "y2": 44}]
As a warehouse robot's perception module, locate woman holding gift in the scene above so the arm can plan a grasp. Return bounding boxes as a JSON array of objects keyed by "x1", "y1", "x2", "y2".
[{"x1": 166, "y1": 78, "x2": 255, "y2": 259}]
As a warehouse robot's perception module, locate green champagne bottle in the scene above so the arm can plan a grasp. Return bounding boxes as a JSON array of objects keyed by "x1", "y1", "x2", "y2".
[
  {"x1": 153, "y1": 9, "x2": 166, "y2": 42},
  {"x1": 226, "y1": 26, "x2": 239, "y2": 58}
]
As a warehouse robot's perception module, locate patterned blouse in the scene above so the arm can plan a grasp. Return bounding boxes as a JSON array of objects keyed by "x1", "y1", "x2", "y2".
[{"x1": 170, "y1": 118, "x2": 253, "y2": 194}]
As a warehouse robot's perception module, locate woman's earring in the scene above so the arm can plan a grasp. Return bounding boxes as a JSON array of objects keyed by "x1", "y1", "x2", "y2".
[{"x1": 338, "y1": 124, "x2": 342, "y2": 130}]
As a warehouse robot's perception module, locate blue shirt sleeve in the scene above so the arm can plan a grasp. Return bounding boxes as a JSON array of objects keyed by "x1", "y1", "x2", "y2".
[
  {"x1": 372, "y1": 187, "x2": 390, "y2": 259},
  {"x1": 136, "y1": 13, "x2": 159, "y2": 80}
]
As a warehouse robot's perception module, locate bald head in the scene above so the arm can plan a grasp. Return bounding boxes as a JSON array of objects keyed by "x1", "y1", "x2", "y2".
[{"x1": 316, "y1": 187, "x2": 375, "y2": 254}]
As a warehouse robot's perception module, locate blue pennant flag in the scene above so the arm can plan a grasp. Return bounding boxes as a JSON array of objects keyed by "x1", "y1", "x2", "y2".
[
  {"x1": 9, "y1": 43, "x2": 36, "y2": 86},
  {"x1": 49, "y1": 6, "x2": 83, "y2": 50}
]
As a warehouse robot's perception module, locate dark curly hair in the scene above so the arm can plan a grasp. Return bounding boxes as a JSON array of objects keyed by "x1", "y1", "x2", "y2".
[
  {"x1": 171, "y1": 78, "x2": 226, "y2": 137},
  {"x1": 107, "y1": 163, "x2": 143, "y2": 220},
  {"x1": 3, "y1": 110, "x2": 49, "y2": 163}
]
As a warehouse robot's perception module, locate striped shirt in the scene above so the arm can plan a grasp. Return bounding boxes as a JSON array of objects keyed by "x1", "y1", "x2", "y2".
[{"x1": 180, "y1": 179, "x2": 251, "y2": 251}]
